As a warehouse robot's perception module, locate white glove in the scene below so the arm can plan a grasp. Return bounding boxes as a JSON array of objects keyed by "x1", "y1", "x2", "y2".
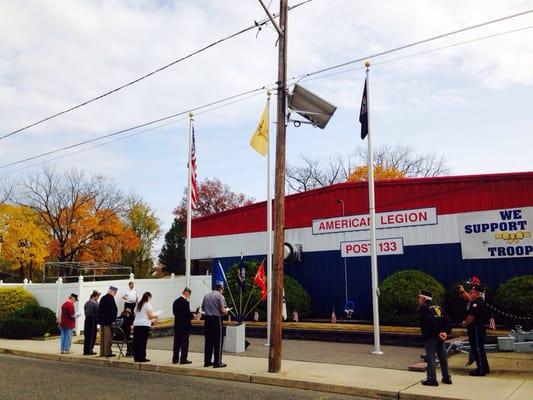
[{"x1": 73, "y1": 313, "x2": 82, "y2": 318}]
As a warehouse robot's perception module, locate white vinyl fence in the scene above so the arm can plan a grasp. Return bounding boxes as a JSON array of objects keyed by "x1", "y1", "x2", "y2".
[{"x1": 0, "y1": 274, "x2": 211, "y2": 336}]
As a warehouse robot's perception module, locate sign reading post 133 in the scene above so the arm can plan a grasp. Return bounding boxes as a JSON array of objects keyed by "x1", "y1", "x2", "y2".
[{"x1": 341, "y1": 238, "x2": 404, "y2": 258}]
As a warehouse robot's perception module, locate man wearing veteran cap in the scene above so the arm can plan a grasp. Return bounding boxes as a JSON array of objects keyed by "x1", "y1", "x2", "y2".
[
  {"x1": 201, "y1": 280, "x2": 230, "y2": 368},
  {"x1": 418, "y1": 289, "x2": 452, "y2": 386},
  {"x1": 462, "y1": 282, "x2": 490, "y2": 376},
  {"x1": 98, "y1": 286, "x2": 118, "y2": 357},
  {"x1": 59, "y1": 293, "x2": 79, "y2": 354}
]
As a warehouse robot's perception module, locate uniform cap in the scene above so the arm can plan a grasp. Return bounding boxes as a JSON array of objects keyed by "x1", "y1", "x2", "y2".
[
  {"x1": 467, "y1": 276, "x2": 481, "y2": 285},
  {"x1": 419, "y1": 289, "x2": 432, "y2": 300},
  {"x1": 215, "y1": 280, "x2": 224, "y2": 288}
]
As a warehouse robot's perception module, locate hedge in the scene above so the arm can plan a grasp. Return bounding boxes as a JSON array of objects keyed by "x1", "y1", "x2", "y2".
[
  {"x1": 0, "y1": 287, "x2": 37, "y2": 321},
  {"x1": 379, "y1": 269, "x2": 445, "y2": 326},
  {"x1": 494, "y1": 275, "x2": 533, "y2": 330},
  {"x1": 0, "y1": 304, "x2": 58, "y2": 339},
  {"x1": 225, "y1": 260, "x2": 311, "y2": 320}
]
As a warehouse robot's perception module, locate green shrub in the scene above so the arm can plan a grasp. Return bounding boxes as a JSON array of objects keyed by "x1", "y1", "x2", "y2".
[
  {"x1": 379, "y1": 269, "x2": 445, "y2": 326},
  {"x1": 225, "y1": 260, "x2": 311, "y2": 321},
  {"x1": 0, "y1": 304, "x2": 58, "y2": 339},
  {"x1": 444, "y1": 281, "x2": 494, "y2": 323},
  {"x1": 0, "y1": 287, "x2": 37, "y2": 321},
  {"x1": 494, "y1": 275, "x2": 533, "y2": 330}
]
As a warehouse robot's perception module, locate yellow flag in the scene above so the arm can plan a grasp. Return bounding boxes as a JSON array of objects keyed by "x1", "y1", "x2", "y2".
[{"x1": 249, "y1": 102, "x2": 269, "y2": 156}]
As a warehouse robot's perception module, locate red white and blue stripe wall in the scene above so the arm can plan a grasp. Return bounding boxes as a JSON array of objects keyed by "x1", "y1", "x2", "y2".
[{"x1": 191, "y1": 172, "x2": 533, "y2": 318}]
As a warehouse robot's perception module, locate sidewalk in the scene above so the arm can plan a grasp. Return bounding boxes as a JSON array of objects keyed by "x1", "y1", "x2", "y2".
[{"x1": 0, "y1": 338, "x2": 530, "y2": 400}]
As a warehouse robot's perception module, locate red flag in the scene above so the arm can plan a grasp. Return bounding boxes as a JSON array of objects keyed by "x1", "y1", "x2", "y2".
[
  {"x1": 253, "y1": 260, "x2": 267, "y2": 300},
  {"x1": 190, "y1": 128, "x2": 198, "y2": 209}
]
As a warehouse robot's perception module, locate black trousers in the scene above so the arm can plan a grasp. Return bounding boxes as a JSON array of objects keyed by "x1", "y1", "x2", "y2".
[
  {"x1": 468, "y1": 324, "x2": 490, "y2": 374},
  {"x1": 83, "y1": 316, "x2": 97, "y2": 354},
  {"x1": 133, "y1": 326, "x2": 150, "y2": 362},
  {"x1": 173, "y1": 328, "x2": 190, "y2": 363},
  {"x1": 424, "y1": 337, "x2": 450, "y2": 382},
  {"x1": 124, "y1": 302, "x2": 136, "y2": 313},
  {"x1": 204, "y1": 316, "x2": 224, "y2": 365}
]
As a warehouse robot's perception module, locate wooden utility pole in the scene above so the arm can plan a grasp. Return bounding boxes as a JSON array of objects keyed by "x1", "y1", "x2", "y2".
[{"x1": 268, "y1": 0, "x2": 288, "y2": 373}]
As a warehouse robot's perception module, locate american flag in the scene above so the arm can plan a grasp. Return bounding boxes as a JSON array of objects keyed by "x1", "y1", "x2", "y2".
[
  {"x1": 190, "y1": 128, "x2": 198, "y2": 209},
  {"x1": 489, "y1": 317, "x2": 496, "y2": 330}
]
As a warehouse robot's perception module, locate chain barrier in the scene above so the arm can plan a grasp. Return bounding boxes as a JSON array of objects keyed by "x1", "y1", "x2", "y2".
[{"x1": 486, "y1": 303, "x2": 533, "y2": 321}]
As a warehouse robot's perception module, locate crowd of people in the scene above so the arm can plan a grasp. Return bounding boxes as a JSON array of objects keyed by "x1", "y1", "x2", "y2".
[
  {"x1": 58, "y1": 279, "x2": 230, "y2": 368},
  {"x1": 418, "y1": 275, "x2": 491, "y2": 387}
]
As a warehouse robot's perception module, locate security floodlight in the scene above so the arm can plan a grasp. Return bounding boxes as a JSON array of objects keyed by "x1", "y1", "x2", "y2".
[{"x1": 288, "y1": 84, "x2": 337, "y2": 129}]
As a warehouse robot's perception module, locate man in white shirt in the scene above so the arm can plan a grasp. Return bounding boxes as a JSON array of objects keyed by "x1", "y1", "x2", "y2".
[{"x1": 122, "y1": 281, "x2": 138, "y2": 313}]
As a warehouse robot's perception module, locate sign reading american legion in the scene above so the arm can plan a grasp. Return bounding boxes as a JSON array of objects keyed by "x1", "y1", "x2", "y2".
[{"x1": 459, "y1": 207, "x2": 533, "y2": 259}]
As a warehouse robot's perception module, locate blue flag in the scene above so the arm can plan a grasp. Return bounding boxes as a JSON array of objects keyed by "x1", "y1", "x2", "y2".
[{"x1": 213, "y1": 260, "x2": 227, "y2": 289}]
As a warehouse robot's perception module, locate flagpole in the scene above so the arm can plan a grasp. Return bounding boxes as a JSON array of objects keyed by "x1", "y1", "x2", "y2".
[
  {"x1": 266, "y1": 91, "x2": 273, "y2": 346},
  {"x1": 185, "y1": 112, "x2": 194, "y2": 289},
  {"x1": 365, "y1": 61, "x2": 383, "y2": 355}
]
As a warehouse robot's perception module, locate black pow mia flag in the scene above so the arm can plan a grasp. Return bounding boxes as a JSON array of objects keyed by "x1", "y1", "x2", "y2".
[{"x1": 359, "y1": 78, "x2": 368, "y2": 140}]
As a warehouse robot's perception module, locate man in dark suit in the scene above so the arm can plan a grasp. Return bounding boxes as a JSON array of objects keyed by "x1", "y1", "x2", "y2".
[
  {"x1": 172, "y1": 287, "x2": 194, "y2": 364},
  {"x1": 98, "y1": 286, "x2": 118, "y2": 357}
]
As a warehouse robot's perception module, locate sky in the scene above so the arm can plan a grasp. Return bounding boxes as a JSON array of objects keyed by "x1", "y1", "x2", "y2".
[{"x1": 1, "y1": 0, "x2": 532, "y2": 256}]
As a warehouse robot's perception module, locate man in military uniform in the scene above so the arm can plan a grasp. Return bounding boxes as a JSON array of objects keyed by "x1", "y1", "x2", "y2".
[
  {"x1": 418, "y1": 289, "x2": 452, "y2": 386},
  {"x1": 201, "y1": 281, "x2": 230, "y2": 368},
  {"x1": 462, "y1": 284, "x2": 490, "y2": 376}
]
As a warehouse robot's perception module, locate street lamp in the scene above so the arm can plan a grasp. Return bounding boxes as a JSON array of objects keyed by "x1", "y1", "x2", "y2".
[{"x1": 337, "y1": 200, "x2": 348, "y2": 312}]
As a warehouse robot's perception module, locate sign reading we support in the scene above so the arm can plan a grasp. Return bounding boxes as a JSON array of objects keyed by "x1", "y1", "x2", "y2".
[
  {"x1": 459, "y1": 207, "x2": 533, "y2": 259},
  {"x1": 312, "y1": 207, "x2": 437, "y2": 235},
  {"x1": 341, "y1": 238, "x2": 404, "y2": 258}
]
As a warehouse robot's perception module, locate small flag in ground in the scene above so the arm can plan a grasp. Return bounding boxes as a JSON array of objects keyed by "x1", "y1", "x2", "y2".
[
  {"x1": 253, "y1": 260, "x2": 267, "y2": 300},
  {"x1": 292, "y1": 311, "x2": 299, "y2": 323},
  {"x1": 489, "y1": 317, "x2": 496, "y2": 330},
  {"x1": 282, "y1": 288, "x2": 287, "y2": 321},
  {"x1": 331, "y1": 306, "x2": 337, "y2": 324},
  {"x1": 249, "y1": 102, "x2": 269, "y2": 156},
  {"x1": 359, "y1": 78, "x2": 368, "y2": 140},
  {"x1": 189, "y1": 128, "x2": 199, "y2": 209},
  {"x1": 253, "y1": 310, "x2": 259, "y2": 322}
]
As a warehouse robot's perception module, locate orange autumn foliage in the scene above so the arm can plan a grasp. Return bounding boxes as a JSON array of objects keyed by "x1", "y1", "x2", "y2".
[
  {"x1": 346, "y1": 165, "x2": 406, "y2": 182},
  {"x1": 46, "y1": 197, "x2": 140, "y2": 263}
]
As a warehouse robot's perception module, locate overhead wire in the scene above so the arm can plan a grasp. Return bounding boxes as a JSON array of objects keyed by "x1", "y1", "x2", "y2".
[
  {"x1": 0, "y1": 0, "x2": 312, "y2": 142},
  {"x1": 1, "y1": 9, "x2": 532, "y2": 172}
]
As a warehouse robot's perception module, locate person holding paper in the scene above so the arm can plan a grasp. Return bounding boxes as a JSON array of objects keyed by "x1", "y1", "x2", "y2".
[
  {"x1": 172, "y1": 287, "x2": 194, "y2": 364},
  {"x1": 133, "y1": 291, "x2": 158, "y2": 362},
  {"x1": 201, "y1": 281, "x2": 229, "y2": 368},
  {"x1": 59, "y1": 293, "x2": 80, "y2": 354}
]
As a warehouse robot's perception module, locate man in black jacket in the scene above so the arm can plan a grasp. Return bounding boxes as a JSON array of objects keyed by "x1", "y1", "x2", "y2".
[
  {"x1": 172, "y1": 287, "x2": 194, "y2": 364},
  {"x1": 418, "y1": 289, "x2": 452, "y2": 386},
  {"x1": 462, "y1": 284, "x2": 490, "y2": 376},
  {"x1": 98, "y1": 286, "x2": 118, "y2": 357}
]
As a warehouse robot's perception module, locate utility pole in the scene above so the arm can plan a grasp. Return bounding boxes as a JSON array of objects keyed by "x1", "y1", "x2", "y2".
[{"x1": 262, "y1": 0, "x2": 288, "y2": 373}]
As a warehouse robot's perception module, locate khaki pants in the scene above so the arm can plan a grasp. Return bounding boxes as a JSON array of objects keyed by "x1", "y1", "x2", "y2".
[{"x1": 100, "y1": 325, "x2": 113, "y2": 356}]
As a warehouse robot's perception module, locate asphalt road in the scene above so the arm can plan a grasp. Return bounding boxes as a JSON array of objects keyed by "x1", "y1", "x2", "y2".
[{"x1": 0, "y1": 354, "x2": 368, "y2": 400}]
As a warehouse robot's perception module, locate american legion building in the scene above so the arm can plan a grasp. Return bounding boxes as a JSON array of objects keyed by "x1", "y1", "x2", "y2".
[{"x1": 190, "y1": 171, "x2": 533, "y2": 318}]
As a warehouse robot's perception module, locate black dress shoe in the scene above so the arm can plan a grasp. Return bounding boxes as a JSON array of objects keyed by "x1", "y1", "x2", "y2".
[
  {"x1": 469, "y1": 370, "x2": 486, "y2": 376},
  {"x1": 204, "y1": 362, "x2": 213, "y2": 367},
  {"x1": 172, "y1": 360, "x2": 179, "y2": 364},
  {"x1": 137, "y1": 359, "x2": 150, "y2": 363},
  {"x1": 442, "y1": 377, "x2": 452, "y2": 385},
  {"x1": 213, "y1": 363, "x2": 227, "y2": 368},
  {"x1": 421, "y1": 379, "x2": 438, "y2": 386},
  {"x1": 180, "y1": 360, "x2": 192, "y2": 364},
  {"x1": 106, "y1": 354, "x2": 116, "y2": 358}
]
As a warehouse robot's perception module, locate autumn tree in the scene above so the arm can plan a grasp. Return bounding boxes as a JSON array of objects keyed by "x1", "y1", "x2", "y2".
[
  {"x1": 158, "y1": 218, "x2": 185, "y2": 275},
  {"x1": 174, "y1": 178, "x2": 254, "y2": 220},
  {"x1": 347, "y1": 165, "x2": 406, "y2": 182},
  {"x1": 286, "y1": 145, "x2": 449, "y2": 192},
  {"x1": 0, "y1": 204, "x2": 50, "y2": 281},
  {"x1": 121, "y1": 195, "x2": 161, "y2": 278},
  {"x1": 18, "y1": 166, "x2": 140, "y2": 275}
]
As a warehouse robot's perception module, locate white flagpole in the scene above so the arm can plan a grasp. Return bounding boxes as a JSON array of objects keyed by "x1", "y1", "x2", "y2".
[
  {"x1": 185, "y1": 112, "x2": 194, "y2": 289},
  {"x1": 365, "y1": 61, "x2": 383, "y2": 355},
  {"x1": 266, "y1": 92, "x2": 273, "y2": 346}
]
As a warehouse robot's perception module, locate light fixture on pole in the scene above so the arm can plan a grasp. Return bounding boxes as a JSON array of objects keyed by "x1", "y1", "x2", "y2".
[{"x1": 288, "y1": 84, "x2": 337, "y2": 129}]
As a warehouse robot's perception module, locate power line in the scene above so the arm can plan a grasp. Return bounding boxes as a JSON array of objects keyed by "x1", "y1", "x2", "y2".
[
  {"x1": 0, "y1": 91, "x2": 266, "y2": 176},
  {"x1": 0, "y1": 0, "x2": 312, "y2": 142},
  {"x1": 289, "y1": 8, "x2": 533, "y2": 82},
  {"x1": 1, "y1": 11, "x2": 532, "y2": 171}
]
